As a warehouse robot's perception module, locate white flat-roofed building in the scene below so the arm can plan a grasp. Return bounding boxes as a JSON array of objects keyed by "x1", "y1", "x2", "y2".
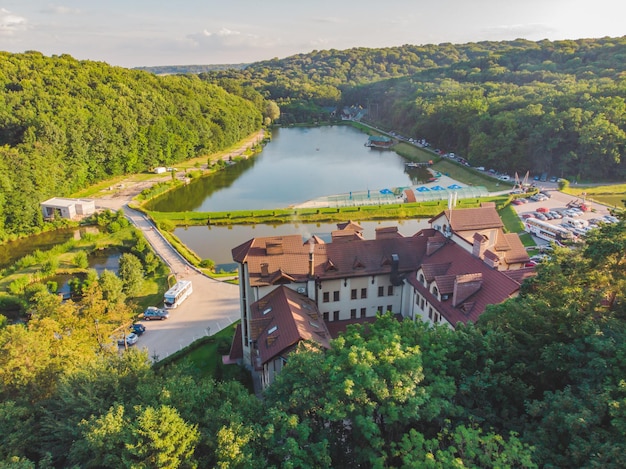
[{"x1": 40, "y1": 197, "x2": 96, "y2": 220}]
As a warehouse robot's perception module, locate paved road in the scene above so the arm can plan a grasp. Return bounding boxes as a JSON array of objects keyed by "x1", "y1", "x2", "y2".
[{"x1": 95, "y1": 200, "x2": 241, "y2": 360}]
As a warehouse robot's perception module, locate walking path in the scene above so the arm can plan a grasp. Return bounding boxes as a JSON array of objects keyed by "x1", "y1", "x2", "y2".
[{"x1": 91, "y1": 131, "x2": 267, "y2": 360}]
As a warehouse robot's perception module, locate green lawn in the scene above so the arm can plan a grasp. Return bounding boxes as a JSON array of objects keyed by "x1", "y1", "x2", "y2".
[{"x1": 155, "y1": 322, "x2": 253, "y2": 391}]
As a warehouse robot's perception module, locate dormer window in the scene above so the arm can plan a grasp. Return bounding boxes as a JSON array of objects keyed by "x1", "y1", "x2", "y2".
[
  {"x1": 432, "y1": 286, "x2": 439, "y2": 299},
  {"x1": 419, "y1": 273, "x2": 425, "y2": 285}
]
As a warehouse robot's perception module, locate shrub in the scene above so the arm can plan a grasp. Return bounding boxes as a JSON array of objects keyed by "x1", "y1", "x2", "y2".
[{"x1": 74, "y1": 251, "x2": 89, "y2": 269}]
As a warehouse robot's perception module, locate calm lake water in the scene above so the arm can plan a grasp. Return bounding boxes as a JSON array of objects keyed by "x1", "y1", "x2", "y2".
[
  {"x1": 174, "y1": 219, "x2": 430, "y2": 271},
  {"x1": 147, "y1": 125, "x2": 428, "y2": 212},
  {"x1": 0, "y1": 227, "x2": 100, "y2": 269}
]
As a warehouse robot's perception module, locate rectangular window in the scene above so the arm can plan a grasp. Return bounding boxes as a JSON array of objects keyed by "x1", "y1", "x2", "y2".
[
  {"x1": 350, "y1": 309, "x2": 357, "y2": 319},
  {"x1": 351, "y1": 289, "x2": 357, "y2": 300},
  {"x1": 428, "y1": 307, "x2": 433, "y2": 320},
  {"x1": 387, "y1": 305, "x2": 392, "y2": 313},
  {"x1": 421, "y1": 298, "x2": 425, "y2": 309},
  {"x1": 361, "y1": 288, "x2": 367, "y2": 299},
  {"x1": 333, "y1": 291, "x2": 340, "y2": 302},
  {"x1": 323, "y1": 292, "x2": 329, "y2": 303},
  {"x1": 377, "y1": 305, "x2": 383, "y2": 314},
  {"x1": 360, "y1": 307, "x2": 366, "y2": 318},
  {"x1": 378, "y1": 286, "x2": 384, "y2": 297},
  {"x1": 333, "y1": 311, "x2": 339, "y2": 321},
  {"x1": 323, "y1": 312, "x2": 329, "y2": 321},
  {"x1": 387, "y1": 285, "x2": 394, "y2": 296}
]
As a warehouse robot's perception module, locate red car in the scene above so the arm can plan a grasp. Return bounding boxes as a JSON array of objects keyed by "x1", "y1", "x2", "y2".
[
  {"x1": 536, "y1": 207, "x2": 549, "y2": 213},
  {"x1": 522, "y1": 213, "x2": 535, "y2": 219}
]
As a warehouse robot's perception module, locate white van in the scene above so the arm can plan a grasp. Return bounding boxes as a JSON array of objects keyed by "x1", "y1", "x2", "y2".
[{"x1": 562, "y1": 217, "x2": 585, "y2": 229}]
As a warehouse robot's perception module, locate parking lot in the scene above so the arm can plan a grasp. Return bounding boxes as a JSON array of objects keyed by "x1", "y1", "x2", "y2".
[{"x1": 511, "y1": 189, "x2": 615, "y2": 245}]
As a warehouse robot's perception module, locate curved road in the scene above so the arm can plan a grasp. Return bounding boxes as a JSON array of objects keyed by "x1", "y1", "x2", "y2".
[
  {"x1": 121, "y1": 205, "x2": 240, "y2": 361},
  {"x1": 91, "y1": 130, "x2": 268, "y2": 359}
]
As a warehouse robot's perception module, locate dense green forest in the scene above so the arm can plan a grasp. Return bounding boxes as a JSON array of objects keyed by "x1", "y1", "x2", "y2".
[
  {"x1": 202, "y1": 36, "x2": 626, "y2": 180},
  {"x1": 1, "y1": 216, "x2": 625, "y2": 467},
  {"x1": 0, "y1": 51, "x2": 263, "y2": 240}
]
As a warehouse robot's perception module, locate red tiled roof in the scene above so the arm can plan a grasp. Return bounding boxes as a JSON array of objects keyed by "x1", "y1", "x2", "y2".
[
  {"x1": 429, "y1": 207, "x2": 504, "y2": 232},
  {"x1": 503, "y1": 266, "x2": 537, "y2": 283},
  {"x1": 408, "y1": 242, "x2": 520, "y2": 326},
  {"x1": 232, "y1": 232, "x2": 429, "y2": 287},
  {"x1": 249, "y1": 286, "x2": 331, "y2": 366},
  {"x1": 336, "y1": 220, "x2": 364, "y2": 231},
  {"x1": 501, "y1": 233, "x2": 530, "y2": 263}
]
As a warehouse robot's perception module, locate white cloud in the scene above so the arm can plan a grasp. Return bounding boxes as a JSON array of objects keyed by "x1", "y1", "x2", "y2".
[
  {"x1": 0, "y1": 8, "x2": 27, "y2": 36},
  {"x1": 188, "y1": 27, "x2": 277, "y2": 50},
  {"x1": 41, "y1": 5, "x2": 81, "y2": 15}
]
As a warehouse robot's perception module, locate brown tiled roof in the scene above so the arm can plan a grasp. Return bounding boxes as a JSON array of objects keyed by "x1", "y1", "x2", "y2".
[
  {"x1": 429, "y1": 207, "x2": 504, "y2": 232},
  {"x1": 421, "y1": 262, "x2": 451, "y2": 282},
  {"x1": 375, "y1": 226, "x2": 402, "y2": 239},
  {"x1": 249, "y1": 286, "x2": 331, "y2": 366},
  {"x1": 232, "y1": 231, "x2": 429, "y2": 287},
  {"x1": 305, "y1": 235, "x2": 326, "y2": 245},
  {"x1": 503, "y1": 267, "x2": 537, "y2": 283},
  {"x1": 408, "y1": 242, "x2": 520, "y2": 326},
  {"x1": 336, "y1": 220, "x2": 364, "y2": 231},
  {"x1": 501, "y1": 233, "x2": 530, "y2": 263},
  {"x1": 331, "y1": 230, "x2": 364, "y2": 243},
  {"x1": 434, "y1": 274, "x2": 456, "y2": 295}
]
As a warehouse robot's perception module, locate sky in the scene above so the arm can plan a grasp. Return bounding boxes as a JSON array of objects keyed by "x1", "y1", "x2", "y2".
[{"x1": 1, "y1": 1, "x2": 625, "y2": 68}]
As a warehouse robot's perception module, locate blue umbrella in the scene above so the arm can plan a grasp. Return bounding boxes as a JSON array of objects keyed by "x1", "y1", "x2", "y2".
[
  {"x1": 431, "y1": 186, "x2": 444, "y2": 191},
  {"x1": 447, "y1": 184, "x2": 462, "y2": 189},
  {"x1": 416, "y1": 186, "x2": 430, "y2": 192}
]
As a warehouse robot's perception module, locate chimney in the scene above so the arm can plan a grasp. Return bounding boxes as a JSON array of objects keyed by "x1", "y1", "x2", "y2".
[
  {"x1": 452, "y1": 273, "x2": 483, "y2": 306},
  {"x1": 308, "y1": 240, "x2": 315, "y2": 278},
  {"x1": 472, "y1": 233, "x2": 488, "y2": 259},
  {"x1": 426, "y1": 236, "x2": 445, "y2": 255},
  {"x1": 260, "y1": 263, "x2": 269, "y2": 277},
  {"x1": 390, "y1": 253, "x2": 403, "y2": 286}
]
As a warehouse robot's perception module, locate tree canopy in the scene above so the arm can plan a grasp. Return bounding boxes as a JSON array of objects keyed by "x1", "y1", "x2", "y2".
[{"x1": 0, "y1": 51, "x2": 262, "y2": 239}]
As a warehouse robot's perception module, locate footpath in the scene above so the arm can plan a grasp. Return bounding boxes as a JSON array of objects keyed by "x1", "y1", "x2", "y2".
[{"x1": 92, "y1": 131, "x2": 267, "y2": 359}]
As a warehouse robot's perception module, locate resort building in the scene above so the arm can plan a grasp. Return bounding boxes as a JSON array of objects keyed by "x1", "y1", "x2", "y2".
[{"x1": 230, "y1": 204, "x2": 533, "y2": 389}]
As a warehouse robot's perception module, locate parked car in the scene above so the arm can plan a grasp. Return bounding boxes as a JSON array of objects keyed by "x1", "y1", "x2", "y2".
[
  {"x1": 549, "y1": 211, "x2": 562, "y2": 219},
  {"x1": 512, "y1": 199, "x2": 524, "y2": 205},
  {"x1": 143, "y1": 306, "x2": 169, "y2": 320},
  {"x1": 118, "y1": 333, "x2": 138, "y2": 346},
  {"x1": 130, "y1": 323, "x2": 146, "y2": 336},
  {"x1": 535, "y1": 213, "x2": 548, "y2": 221},
  {"x1": 536, "y1": 207, "x2": 549, "y2": 213},
  {"x1": 522, "y1": 213, "x2": 536, "y2": 219},
  {"x1": 539, "y1": 191, "x2": 552, "y2": 198},
  {"x1": 604, "y1": 215, "x2": 619, "y2": 223},
  {"x1": 549, "y1": 176, "x2": 558, "y2": 183}
]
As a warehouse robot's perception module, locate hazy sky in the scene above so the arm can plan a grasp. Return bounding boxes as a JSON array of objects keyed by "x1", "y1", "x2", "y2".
[{"x1": 1, "y1": 1, "x2": 625, "y2": 68}]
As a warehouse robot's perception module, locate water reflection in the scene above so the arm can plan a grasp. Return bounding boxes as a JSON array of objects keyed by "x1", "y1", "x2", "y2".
[
  {"x1": 174, "y1": 219, "x2": 430, "y2": 271},
  {"x1": 0, "y1": 227, "x2": 100, "y2": 269},
  {"x1": 148, "y1": 126, "x2": 429, "y2": 212}
]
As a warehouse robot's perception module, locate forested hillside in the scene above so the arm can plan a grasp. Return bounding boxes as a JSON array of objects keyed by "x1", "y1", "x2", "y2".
[
  {"x1": 0, "y1": 51, "x2": 263, "y2": 239},
  {"x1": 203, "y1": 36, "x2": 626, "y2": 180},
  {"x1": 1, "y1": 217, "x2": 626, "y2": 467}
]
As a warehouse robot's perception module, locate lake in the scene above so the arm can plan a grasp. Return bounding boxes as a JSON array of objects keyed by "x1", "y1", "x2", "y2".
[
  {"x1": 174, "y1": 218, "x2": 430, "y2": 271},
  {"x1": 146, "y1": 125, "x2": 430, "y2": 212}
]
